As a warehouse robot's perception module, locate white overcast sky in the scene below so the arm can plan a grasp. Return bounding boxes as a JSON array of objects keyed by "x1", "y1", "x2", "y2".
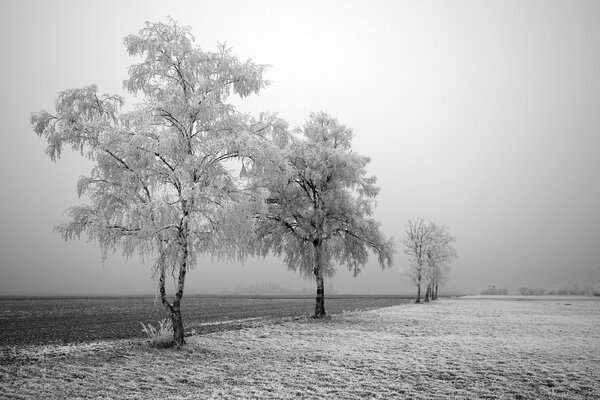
[{"x1": 1, "y1": 0, "x2": 599, "y2": 295}]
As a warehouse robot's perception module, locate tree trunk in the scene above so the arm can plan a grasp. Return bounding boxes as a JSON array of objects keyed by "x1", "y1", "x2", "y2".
[
  {"x1": 313, "y1": 240, "x2": 326, "y2": 318},
  {"x1": 158, "y1": 253, "x2": 187, "y2": 346},
  {"x1": 424, "y1": 284, "x2": 430, "y2": 302},
  {"x1": 434, "y1": 283, "x2": 438, "y2": 300},
  {"x1": 415, "y1": 268, "x2": 422, "y2": 303},
  {"x1": 314, "y1": 270, "x2": 326, "y2": 318},
  {"x1": 171, "y1": 234, "x2": 188, "y2": 346},
  {"x1": 160, "y1": 214, "x2": 190, "y2": 347},
  {"x1": 171, "y1": 302, "x2": 185, "y2": 346}
]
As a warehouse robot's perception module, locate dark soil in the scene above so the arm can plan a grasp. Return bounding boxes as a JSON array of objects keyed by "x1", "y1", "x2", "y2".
[{"x1": 0, "y1": 295, "x2": 414, "y2": 346}]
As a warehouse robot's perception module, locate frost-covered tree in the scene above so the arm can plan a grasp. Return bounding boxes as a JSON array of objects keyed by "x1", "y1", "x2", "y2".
[
  {"x1": 424, "y1": 223, "x2": 456, "y2": 301},
  {"x1": 30, "y1": 20, "x2": 283, "y2": 345},
  {"x1": 402, "y1": 219, "x2": 456, "y2": 303},
  {"x1": 253, "y1": 112, "x2": 394, "y2": 318},
  {"x1": 402, "y1": 218, "x2": 430, "y2": 303},
  {"x1": 429, "y1": 264, "x2": 450, "y2": 300}
]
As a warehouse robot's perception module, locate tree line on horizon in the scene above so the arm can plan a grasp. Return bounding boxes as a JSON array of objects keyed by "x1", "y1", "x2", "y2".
[
  {"x1": 480, "y1": 284, "x2": 598, "y2": 296},
  {"x1": 31, "y1": 19, "x2": 456, "y2": 346}
]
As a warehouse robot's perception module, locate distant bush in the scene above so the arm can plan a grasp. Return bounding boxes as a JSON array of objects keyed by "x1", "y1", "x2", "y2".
[
  {"x1": 519, "y1": 286, "x2": 547, "y2": 295},
  {"x1": 480, "y1": 286, "x2": 509, "y2": 295},
  {"x1": 592, "y1": 284, "x2": 600, "y2": 297},
  {"x1": 546, "y1": 284, "x2": 587, "y2": 296},
  {"x1": 141, "y1": 318, "x2": 174, "y2": 348}
]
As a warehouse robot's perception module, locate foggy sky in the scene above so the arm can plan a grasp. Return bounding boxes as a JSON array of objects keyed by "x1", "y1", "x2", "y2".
[{"x1": 1, "y1": 0, "x2": 600, "y2": 296}]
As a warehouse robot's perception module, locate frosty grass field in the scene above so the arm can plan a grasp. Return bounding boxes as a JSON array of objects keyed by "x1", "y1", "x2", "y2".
[{"x1": 1, "y1": 297, "x2": 599, "y2": 399}]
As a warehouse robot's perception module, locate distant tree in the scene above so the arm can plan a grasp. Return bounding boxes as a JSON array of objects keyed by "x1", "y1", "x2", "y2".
[
  {"x1": 402, "y1": 219, "x2": 456, "y2": 303},
  {"x1": 30, "y1": 20, "x2": 282, "y2": 345},
  {"x1": 536, "y1": 287, "x2": 547, "y2": 295},
  {"x1": 424, "y1": 223, "x2": 456, "y2": 301},
  {"x1": 480, "y1": 286, "x2": 508, "y2": 295},
  {"x1": 253, "y1": 112, "x2": 394, "y2": 318},
  {"x1": 425, "y1": 263, "x2": 450, "y2": 301},
  {"x1": 519, "y1": 286, "x2": 547, "y2": 295},
  {"x1": 402, "y1": 218, "x2": 430, "y2": 303}
]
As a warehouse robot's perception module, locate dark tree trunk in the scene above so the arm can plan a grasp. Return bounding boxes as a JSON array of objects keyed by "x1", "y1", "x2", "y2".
[
  {"x1": 434, "y1": 283, "x2": 438, "y2": 300},
  {"x1": 313, "y1": 240, "x2": 326, "y2": 318},
  {"x1": 314, "y1": 270, "x2": 326, "y2": 318},
  {"x1": 158, "y1": 258, "x2": 186, "y2": 346},
  {"x1": 171, "y1": 230, "x2": 188, "y2": 346},
  {"x1": 424, "y1": 284, "x2": 430, "y2": 302},
  {"x1": 171, "y1": 302, "x2": 185, "y2": 346},
  {"x1": 415, "y1": 268, "x2": 422, "y2": 303},
  {"x1": 156, "y1": 219, "x2": 189, "y2": 347}
]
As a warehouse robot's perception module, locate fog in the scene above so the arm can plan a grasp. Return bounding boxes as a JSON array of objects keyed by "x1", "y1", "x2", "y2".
[{"x1": 1, "y1": 0, "x2": 600, "y2": 296}]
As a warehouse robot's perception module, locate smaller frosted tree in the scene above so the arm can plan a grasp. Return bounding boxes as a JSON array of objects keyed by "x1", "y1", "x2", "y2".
[
  {"x1": 423, "y1": 223, "x2": 456, "y2": 301},
  {"x1": 402, "y1": 219, "x2": 456, "y2": 303},
  {"x1": 254, "y1": 112, "x2": 394, "y2": 318},
  {"x1": 402, "y1": 218, "x2": 430, "y2": 303}
]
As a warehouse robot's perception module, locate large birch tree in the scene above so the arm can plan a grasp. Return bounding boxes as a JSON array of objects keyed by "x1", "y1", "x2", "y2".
[
  {"x1": 253, "y1": 112, "x2": 394, "y2": 318},
  {"x1": 30, "y1": 20, "x2": 282, "y2": 345}
]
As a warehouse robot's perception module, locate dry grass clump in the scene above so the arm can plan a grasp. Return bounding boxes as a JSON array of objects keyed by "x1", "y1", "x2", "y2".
[
  {"x1": 1, "y1": 298, "x2": 599, "y2": 399},
  {"x1": 140, "y1": 318, "x2": 174, "y2": 348}
]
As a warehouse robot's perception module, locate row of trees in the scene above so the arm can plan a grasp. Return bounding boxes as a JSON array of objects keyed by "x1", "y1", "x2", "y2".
[
  {"x1": 31, "y1": 19, "x2": 457, "y2": 345},
  {"x1": 31, "y1": 20, "x2": 393, "y2": 346},
  {"x1": 401, "y1": 218, "x2": 457, "y2": 303}
]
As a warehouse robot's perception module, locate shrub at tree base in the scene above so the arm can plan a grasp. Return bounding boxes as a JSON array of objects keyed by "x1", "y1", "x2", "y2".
[
  {"x1": 141, "y1": 319, "x2": 174, "y2": 348},
  {"x1": 593, "y1": 283, "x2": 600, "y2": 297}
]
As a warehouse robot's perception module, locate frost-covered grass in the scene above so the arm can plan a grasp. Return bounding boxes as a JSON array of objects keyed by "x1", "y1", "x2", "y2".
[{"x1": 1, "y1": 298, "x2": 599, "y2": 399}]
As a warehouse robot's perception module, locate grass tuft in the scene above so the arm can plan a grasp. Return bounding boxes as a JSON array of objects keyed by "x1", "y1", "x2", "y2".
[{"x1": 140, "y1": 318, "x2": 174, "y2": 348}]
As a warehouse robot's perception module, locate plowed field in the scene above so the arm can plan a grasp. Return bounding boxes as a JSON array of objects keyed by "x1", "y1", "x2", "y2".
[{"x1": 0, "y1": 295, "x2": 414, "y2": 346}]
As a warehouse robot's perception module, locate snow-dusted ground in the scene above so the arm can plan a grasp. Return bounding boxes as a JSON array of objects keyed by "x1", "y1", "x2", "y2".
[
  {"x1": 2, "y1": 298, "x2": 599, "y2": 399},
  {"x1": 461, "y1": 294, "x2": 595, "y2": 300}
]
